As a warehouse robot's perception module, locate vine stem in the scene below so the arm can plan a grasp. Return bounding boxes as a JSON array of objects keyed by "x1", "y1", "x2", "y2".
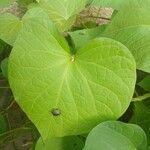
[
  {"x1": 5, "y1": 100, "x2": 15, "y2": 111},
  {"x1": 0, "y1": 99, "x2": 15, "y2": 115},
  {"x1": 132, "y1": 93, "x2": 150, "y2": 102}
]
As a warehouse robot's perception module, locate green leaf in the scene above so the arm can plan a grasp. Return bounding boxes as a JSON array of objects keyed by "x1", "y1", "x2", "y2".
[
  {"x1": 102, "y1": 25, "x2": 150, "y2": 73},
  {"x1": 101, "y1": 0, "x2": 150, "y2": 37},
  {"x1": 1, "y1": 58, "x2": 8, "y2": 78},
  {"x1": 22, "y1": 7, "x2": 70, "y2": 53},
  {"x1": 130, "y1": 99, "x2": 150, "y2": 144},
  {"x1": 73, "y1": 1, "x2": 150, "y2": 73},
  {"x1": 0, "y1": 13, "x2": 22, "y2": 46},
  {"x1": 101, "y1": 0, "x2": 150, "y2": 36},
  {"x1": 72, "y1": 27, "x2": 150, "y2": 74},
  {"x1": 0, "y1": 0, "x2": 15, "y2": 7},
  {"x1": 35, "y1": 136, "x2": 84, "y2": 150},
  {"x1": 83, "y1": 121, "x2": 147, "y2": 150},
  {"x1": 8, "y1": 12, "x2": 136, "y2": 140},
  {"x1": 100, "y1": 1, "x2": 150, "y2": 73},
  {"x1": 138, "y1": 75, "x2": 150, "y2": 92},
  {"x1": 0, "y1": 114, "x2": 7, "y2": 134},
  {"x1": 0, "y1": 7, "x2": 56, "y2": 46},
  {"x1": 37, "y1": 0, "x2": 86, "y2": 31},
  {"x1": 69, "y1": 25, "x2": 107, "y2": 49}
]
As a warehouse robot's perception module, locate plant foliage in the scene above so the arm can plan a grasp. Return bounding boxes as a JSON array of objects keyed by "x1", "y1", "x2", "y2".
[{"x1": 0, "y1": 0, "x2": 150, "y2": 149}]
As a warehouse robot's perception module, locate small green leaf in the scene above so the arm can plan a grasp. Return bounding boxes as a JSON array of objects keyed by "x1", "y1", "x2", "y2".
[
  {"x1": 69, "y1": 25, "x2": 107, "y2": 49},
  {"x1": 130, "y1": 99, "x2": 150, "y2": 144},
  {"x1": 138, "y1": 75, "x2": 150, "y2": 92},
  {"x1": 83, "y1": 121, "x2": 148, "y2": 150},
  {"x1": 0, "y1": 114, "x2": 7, "y2": 134},
  {"x1": 1, "y1": 58, "x2": 8, "y2": 78},
  {"x1": 35, "y1": 136, "x2": 84, "y2": 150},
  {"x1": 0, "y1": 7, "x2": 57, "y2": 46},
  {"x1": 9, "y1": 10, "x2": 136, "y2": 140},
  {"x1": 0, "y1": 13, "x2": 22, "y2": 46},
  {"x1": 37, "y1": 0, "x2": 86, "y2": 31}
]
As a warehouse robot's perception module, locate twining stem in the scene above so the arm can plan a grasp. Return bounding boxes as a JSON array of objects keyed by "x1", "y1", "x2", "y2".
[
  {"x1": 5, "y1": 100, "x2": 15, "y2": 111},
  {"x1": 0, "y1": 99, "x2": 15, "y2": 115},
  {"x1": 134, "y1": 89, "x2": 139, "y2": 97},
  {"x1": 132, "y1": 93, "x2": 150, "y2": 102}
]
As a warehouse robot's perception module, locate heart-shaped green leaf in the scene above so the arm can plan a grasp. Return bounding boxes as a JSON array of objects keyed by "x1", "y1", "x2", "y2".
[
  {"x1": 35, "y1": 136, "x2": 84, "y2": 150},
  {"x1": 83, "y1": 121, "x2": 147, "y2": 150},
  {"x1": 8, "y1": 8, "x2": 136, "y2": 140},
  {"x1": 37, "y1": 0, "x2": 86, "y2": 31}
]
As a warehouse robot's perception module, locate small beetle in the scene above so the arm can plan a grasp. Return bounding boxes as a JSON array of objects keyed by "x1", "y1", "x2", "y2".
[{"x1": 51, "y1": 108, "x2": 61, "y2": 116}]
